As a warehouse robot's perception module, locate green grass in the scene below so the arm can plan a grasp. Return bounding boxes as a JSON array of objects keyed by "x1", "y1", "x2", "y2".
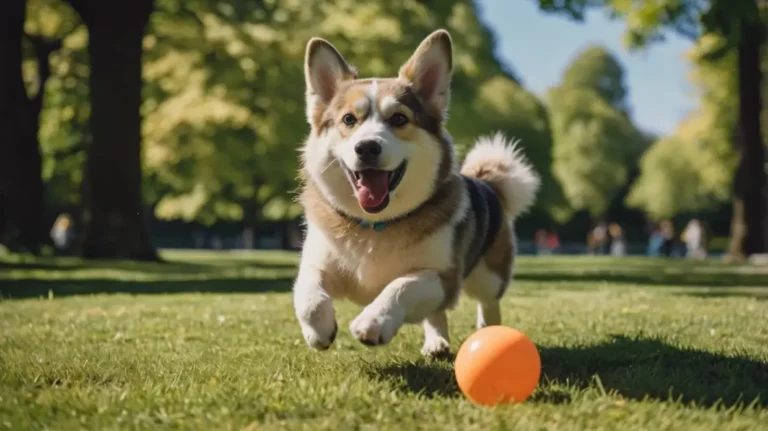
[{"x1": 1, "y1": 250, "x2": 767, "y2": 430}]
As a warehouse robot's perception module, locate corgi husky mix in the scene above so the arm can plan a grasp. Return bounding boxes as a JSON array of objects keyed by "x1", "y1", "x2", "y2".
[{"x1": 293, "y1": 29, "x2": 540, "y2": 357}]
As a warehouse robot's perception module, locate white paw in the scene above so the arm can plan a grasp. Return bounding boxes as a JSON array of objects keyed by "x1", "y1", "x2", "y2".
[
  {"x1": 301, "y1": 320, "x2": 337, "y2": 351},
  {"x1": 349, "y1": 307, "x2": 404, "y2": 347},
  {"x1": 296, "y1": 299, "x2": 337, "y2": 351},
  {"x1": 421, "y1": 336, "x2": 451, "y2": 358}
]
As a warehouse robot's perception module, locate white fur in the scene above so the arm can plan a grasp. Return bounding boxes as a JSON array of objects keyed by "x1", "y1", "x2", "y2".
[
  {"x1": 338, "y1": 115, "x2": 405, "y2": 172},
  {"x1": 353, "y1": 97, "x2": 370, "y2": 114},
  {"x1": 366, "y1": 80, "x2": 379, "y2": 106},
  {"x1": 293, "y1": 219, "x2": 458, "y2": 350},
  {"x1": 293, "y1": 227, "x2": 337, "y2": 350},
  {"x1": 421, "y1": 311, "x2": 450, "y2": 357},
  {"x1": 349, "y1": 269, "x2": 445, "y2": 345},
  {"x1": 378, "y1": 95, "x2": 399, "y2": 116},
  {"x1": 463, "y1": 259, "x2": 504, "y2": 328},
  {"x1": 461, "y1": 132, "x2": 540, "y2": 220}
]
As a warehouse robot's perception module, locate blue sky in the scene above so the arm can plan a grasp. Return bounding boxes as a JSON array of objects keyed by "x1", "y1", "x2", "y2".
[{"x1": 475, "y1": 0, "x2": 696, "y2": 136}]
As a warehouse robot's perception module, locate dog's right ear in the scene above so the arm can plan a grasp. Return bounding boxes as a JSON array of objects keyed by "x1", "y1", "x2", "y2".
[
  {"x1": 398, "y1": 30, "x2": 453, "y2": 117},
  {"x1": 304, "y1": 38, "x2": 356, "y2": 124}
]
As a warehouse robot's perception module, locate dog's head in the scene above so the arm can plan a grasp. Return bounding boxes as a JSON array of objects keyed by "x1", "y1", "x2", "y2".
[{"x1": 300, "y1": 30, "x2": 455, "y2": 222}]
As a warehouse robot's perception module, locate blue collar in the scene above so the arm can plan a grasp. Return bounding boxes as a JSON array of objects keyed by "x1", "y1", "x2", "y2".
[
  {"x1": 359, "y1": 220, "x2": 388, "y2": 232},
  {"x1": 331, "y1": 206, "x2": 391, "y2": 232}
]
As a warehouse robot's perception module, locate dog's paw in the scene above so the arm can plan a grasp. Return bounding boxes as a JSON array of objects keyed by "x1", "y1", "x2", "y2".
[
  {"x1": 301, "y1": 320, "x2": 338, "y2": 351},
  {"x1": 349, "y1": 307, "x2": 404, "y2": 347},
  {"x1": 295, "y1": 297, "x2": 338, "y2": 351},
  {"x1": 421, "y1": 336, "x2": 451, "y2": 359}
]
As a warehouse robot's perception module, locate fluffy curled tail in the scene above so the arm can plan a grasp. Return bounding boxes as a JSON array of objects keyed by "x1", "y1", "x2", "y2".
[{"x1": 460, "y1": 132, "x2": 540, "y2": 220}]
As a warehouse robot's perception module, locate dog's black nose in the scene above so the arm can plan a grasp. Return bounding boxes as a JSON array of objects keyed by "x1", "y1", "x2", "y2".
[{"x1": 355, "y1": 140, "x2": 382, "y2": 164}]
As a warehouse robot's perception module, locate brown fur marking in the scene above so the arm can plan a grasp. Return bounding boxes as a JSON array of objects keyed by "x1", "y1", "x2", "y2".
[{"x1": 461, "y1": 157, "x2": 514, "y2": 217}]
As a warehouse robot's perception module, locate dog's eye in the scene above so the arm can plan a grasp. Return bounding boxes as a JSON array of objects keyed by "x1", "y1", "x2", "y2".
[
  {"x1": 342, "y1": 114, "x2": 357, "y2": 126},
  {"x1": 388, "y1": 113, "x2": 408, "y2": 127}
]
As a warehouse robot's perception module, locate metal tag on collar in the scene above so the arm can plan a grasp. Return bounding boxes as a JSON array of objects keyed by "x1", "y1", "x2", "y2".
[{"x1": 360, "y1": 220, "x2": 387, "y2": 232}]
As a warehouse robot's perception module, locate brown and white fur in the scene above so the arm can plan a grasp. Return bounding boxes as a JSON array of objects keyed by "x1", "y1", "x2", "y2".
[{"x1": 293, "y1": 29, "x2": 540, "y2": 358}]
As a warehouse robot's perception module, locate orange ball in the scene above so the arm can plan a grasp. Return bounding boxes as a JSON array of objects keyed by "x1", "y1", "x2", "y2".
[{"x1": 454, "y1": 325, "x2": 541, "y2": 406}]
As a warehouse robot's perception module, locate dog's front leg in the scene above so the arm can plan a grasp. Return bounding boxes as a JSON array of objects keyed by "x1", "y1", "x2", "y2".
[
  {"x1": 293, "y1": 262, "x2": 338, "y2": 351},
  {"x1": 350, "y1": 270, "x2": 444, "y2": 347},
  {"x1": 293, "y1": 228, "x2": 338, "y2": 351}
]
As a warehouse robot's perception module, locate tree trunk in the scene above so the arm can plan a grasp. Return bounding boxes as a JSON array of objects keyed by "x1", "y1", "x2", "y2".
[
  {"x1": 0, "y1": 0, "x2": 47, "y2": 254},
  {"x1": 726, "y1": 198, "x2": 746, "y2": 260},
  {"x1": 16, "y1": 37, "x2": 62, "y2": 254},
  {"x1": 73, "y1": 0, "x2": 158, "y2": 260},
  {"x1": 728, "y1": 20, "x2": 766, "y2": 259},
  {"x1": 0, "y1": 0, "x2": 24, "y2": 248}
]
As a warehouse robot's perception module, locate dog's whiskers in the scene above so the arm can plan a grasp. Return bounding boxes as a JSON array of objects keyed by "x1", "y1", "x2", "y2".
[{"x1": 320, "y1": 158, "x2": 338, "y2": 175}]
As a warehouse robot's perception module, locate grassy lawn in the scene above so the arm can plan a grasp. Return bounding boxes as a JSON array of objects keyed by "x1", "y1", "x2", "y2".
[{"x1": 1, "y1": 250, "x2": 767, "y2": 430}]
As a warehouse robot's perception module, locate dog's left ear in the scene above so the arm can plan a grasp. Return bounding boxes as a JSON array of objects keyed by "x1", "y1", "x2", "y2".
[{"x1": 398, "y1": 29, "x2": 453, "y2": 116}]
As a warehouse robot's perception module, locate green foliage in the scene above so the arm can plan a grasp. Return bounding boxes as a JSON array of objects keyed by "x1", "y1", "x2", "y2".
[
  {"x1": 533, "y1": 0, "x2": 762, "y2": 52},
  {"x1": 626, "y1": 135, "x2": 716, "y2": 221},
  {"x1": 28, "y1": 0, "x2": 558, "y2": 224},
  {"x1": 545, "y1": 45, "x2": 643, "y2": 220},
  {"x1": 24, "y1": 0, "x2": 86, "y2": 208},
  {"x1": 626, "y1": 34, "x2": 750, "y2": 220},
  {"x1": 547, "y1": 86, "x2": 639, "y2": 219},
  {"x1": 559, "y1": 45, "x2": 630, "y2": 115}
]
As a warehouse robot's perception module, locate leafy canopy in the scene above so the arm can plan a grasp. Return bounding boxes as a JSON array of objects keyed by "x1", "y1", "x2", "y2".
[{"x1": 28, "y1": 0, "x2": 560, "y2": 224}]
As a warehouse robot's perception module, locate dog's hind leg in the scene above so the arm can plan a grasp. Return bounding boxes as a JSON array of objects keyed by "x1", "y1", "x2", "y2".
[
  {"x1": 421, "y1": 310, "x2": 451, "y2": 358},
  {"x1": 464, "y1": 222, "x2": 514, "y2": 328},
  {"x1": 463, "y1": 260, "x2": 508, "y2": 329}
]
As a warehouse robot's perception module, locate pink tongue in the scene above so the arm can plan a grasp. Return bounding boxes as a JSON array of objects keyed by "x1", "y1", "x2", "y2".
[{"x1": 356, "y1": 170, "x2": 389, "y2": 208}]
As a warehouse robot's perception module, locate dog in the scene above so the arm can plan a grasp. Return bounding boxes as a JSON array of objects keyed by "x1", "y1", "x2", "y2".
[{"x1": 292, "y1": 29, "x2": 540, "y2": 358}]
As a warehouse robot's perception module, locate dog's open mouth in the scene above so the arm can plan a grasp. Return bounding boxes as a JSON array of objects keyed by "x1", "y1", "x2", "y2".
[{"x1": 343, "y1": 161, "x2": 407, "y2": 213}]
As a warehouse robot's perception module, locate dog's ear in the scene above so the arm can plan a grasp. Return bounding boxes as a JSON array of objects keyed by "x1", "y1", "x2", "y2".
[
  {"x1": 304, "y1": 37, "x2": 356, "y2": 124},
  {"x1": 398, "y1": 29, "x2": 453, "y2": 116}
]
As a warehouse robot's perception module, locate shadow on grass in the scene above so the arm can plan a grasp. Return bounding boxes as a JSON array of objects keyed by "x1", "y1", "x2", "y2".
[
  {"x1": 366, "y1": 360, "x2": 461, "y2": 399},
  {"x1": 0, "y1": 258, "x2": 297, "y2": 274},
  {"x1": 539, "y1": 335, "x2": 768, "y2": 408},
  {"x1": 0, "y1": 277, "x2": 294, "y2": 299},
  {"x1": 677, "y1": 290, "x2": 768, "y2": 301},
  {"x1": 515, "y1": 271, "x2": 768, "y2": 288},
  {"x1": 368, "y1": 335, "x2": 767, "y2": 408}
]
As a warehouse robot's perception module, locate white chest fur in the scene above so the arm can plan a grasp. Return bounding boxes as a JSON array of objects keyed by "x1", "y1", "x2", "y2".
[{"x1": 304, "y1": 222, "x2": 455, "y2": 305}]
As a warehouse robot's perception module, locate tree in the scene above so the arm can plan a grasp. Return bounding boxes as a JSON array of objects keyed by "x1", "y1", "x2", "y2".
[
  {"x1": 62, "y1": 0, "x2": 158, "y2": 260},
  {"x1": 26, "y1": 0, "x2": 89, "y2": 213},
  {"x1": 547, "y1": 86, "x2": 640, "y2": 220},
  {"x1": 0, "y1": 0, "x2": 66, "y2": 254},
  {"x1": 0, "y1": 1, "x2": 25, "y2": 250},
  {"x1": 627, "y1": 34, "x2": 741, "y2": 220},
  {"x1": 544, "y1": 45, "x2": 643, "y2": 221},
  {"x1": 532, "y1": 0, "x2": 767, "y2": 258},
  {"x1": 559, "y1": 45, "x2": 631, "y2": 116}
]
